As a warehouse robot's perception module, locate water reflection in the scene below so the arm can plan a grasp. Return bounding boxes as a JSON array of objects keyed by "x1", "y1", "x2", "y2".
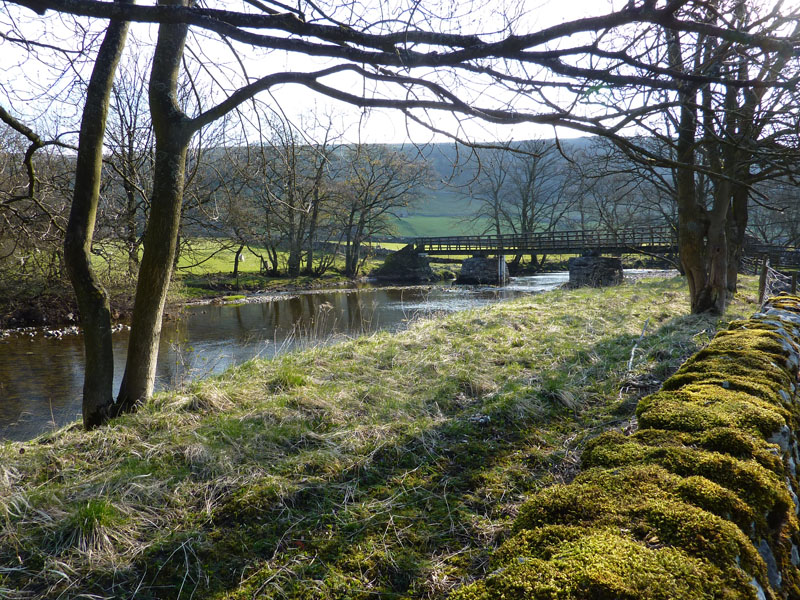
[{"x1": 0, "y1": 274, "x2": 569, "y2": 441}]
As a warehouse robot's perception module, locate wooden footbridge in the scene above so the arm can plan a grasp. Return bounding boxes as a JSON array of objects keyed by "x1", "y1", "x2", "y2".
[
  {"x1": 412, "y1": 225, "x2": 800, "y2": 268},
  {"x1": 414, "y1": 225, "x2": 678, "y2": 257}
]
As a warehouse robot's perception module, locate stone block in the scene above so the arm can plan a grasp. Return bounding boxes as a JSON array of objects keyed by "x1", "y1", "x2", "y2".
[
  {"x1": 457, "y1": 256, "x2": 509, "y2": 285},
  {"x1": 568, "y1": 256, "x2": 623, "y2": 287}
]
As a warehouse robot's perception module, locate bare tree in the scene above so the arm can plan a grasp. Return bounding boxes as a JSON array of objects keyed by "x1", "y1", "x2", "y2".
[
  {"x1": 0, "y1": 124, "x2": 70, "y2": 284},
  {"x1": 469, "y1": 148, "x2": 512, "y2": 237},
  {"x1": 748, "y1": 179, "x2": 800, "y2": 247},
  {"x1": 470, "y1": 140, "x2": 575, "y2": 269},
  {"x1": 61, "y1": 0, "x2": 132, "y2": 428},
  {"x1": 596, "y1": 3, "x2": 800, "y2": 312},
  {"x1": 335, "y1": 144, "x2": 429, "y2": 277},
  {"x1": 101, "y1": 49, "x2": 153, "y2": 276},
  {"x1": 248, "y1": 114, "x2": 339, "y2": 277},
  {"x1": 571, "y1": 151, "x2": 673, "y2": 232}
]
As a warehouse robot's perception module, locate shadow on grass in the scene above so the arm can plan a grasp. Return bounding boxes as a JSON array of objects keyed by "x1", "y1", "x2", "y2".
[{"x1": 121, "y1": 309, "x2": 723, "y2": 600}]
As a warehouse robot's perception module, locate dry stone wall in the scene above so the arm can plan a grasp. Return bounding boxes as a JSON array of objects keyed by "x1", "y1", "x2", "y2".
[{"x1": 452, "y1": 294, "x2": 800, "y2": 600}]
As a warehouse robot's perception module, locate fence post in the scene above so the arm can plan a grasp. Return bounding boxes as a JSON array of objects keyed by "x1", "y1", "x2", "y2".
[{"x1": 758, "y1": 258, "x2": 769, "y2": 305}]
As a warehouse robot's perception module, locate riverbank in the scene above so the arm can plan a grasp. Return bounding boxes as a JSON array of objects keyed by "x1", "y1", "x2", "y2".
[
  {"x1": 0, "y1": 275, "x2": 759, "y2": 599},
  {"x1": 0, "y1": 272, "x2": 373, "y2": 332},
  {"x1": 0, "y1": 250, "x2": 666, "y2": 331},
  {"x1": 0, "y1": 264, "x2": 461, "y2": 332}
]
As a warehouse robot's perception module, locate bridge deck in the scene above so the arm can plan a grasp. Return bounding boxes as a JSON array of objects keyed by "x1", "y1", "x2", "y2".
[
  {"x1": 413, "y1": 226, "x2": 800, "y2": 269},
  {"x1": 415, "y1": 226, "x2": 677, "y2": 256}
]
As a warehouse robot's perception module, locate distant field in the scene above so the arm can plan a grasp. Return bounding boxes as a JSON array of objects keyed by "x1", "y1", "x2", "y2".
[
  {"x1": 90, "y1": 239, "x2": 269, "y2": 277},
  {"x1": 393, "y1": 214, "x2": 488, "y2": 237},
  {"x1": 91, "y1": 238, "x2": 396, "y2": 282},
  {"x1": 176, "y1": 240, "x2": 267, "y2": 275},
  {"x1": 413, "y1": 188, "x2": 473, "y2": 215},
  {"x1": 392, "y1": 189, "x2": 485, "y2": 237}
]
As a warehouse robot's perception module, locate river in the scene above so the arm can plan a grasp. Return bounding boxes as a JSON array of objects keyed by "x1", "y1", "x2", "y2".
[{"x1": 0, "y1": 273, "x2": 570, "y2": 441}]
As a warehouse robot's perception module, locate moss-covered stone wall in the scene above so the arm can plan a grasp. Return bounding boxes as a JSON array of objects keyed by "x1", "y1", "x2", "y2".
[{"x1": 452, "y1": 294, "x2": 800, "y2": 600}]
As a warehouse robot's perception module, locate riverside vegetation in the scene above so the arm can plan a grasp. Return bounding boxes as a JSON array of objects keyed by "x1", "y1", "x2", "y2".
[
  {"x1": 0, "y1": 240, "x2": 390, "y2": 329},
  {"x1": 0, "y1": 235, "x2": 657, "y2": 329},
  {"x1": 0, "y1": 275, "x2": 762, "y2": 598}
]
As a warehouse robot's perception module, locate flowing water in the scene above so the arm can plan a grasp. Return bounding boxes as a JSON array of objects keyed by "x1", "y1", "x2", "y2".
[{"x1": 0, "y1": 274, "x2": 570, "y2": 441}]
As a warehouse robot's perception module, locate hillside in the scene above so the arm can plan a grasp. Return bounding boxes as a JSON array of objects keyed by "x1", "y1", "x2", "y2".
[{"x1": 391, "y1": 137, "x2": 596, "y2": 238}]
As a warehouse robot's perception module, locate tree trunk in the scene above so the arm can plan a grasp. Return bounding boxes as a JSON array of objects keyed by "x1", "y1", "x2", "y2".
[
  {"x1": 726, "y1": 180, "x2": 748, "y2": 294},
  {"x1": 675, "y1": 97, "x2": 718, "y2": 314},
  {"x1": 63, "y1": 3, "x2": 131, "y2": 429},
  {"x1": 305, "y1": 188, "x2": 321, "y2": 274},
  {"x1": 117, "y1": 130, "x2": 190, "y2": 410},
  {"x1": 173, "y1": 230, "x2": 181, "y2": 269},
  {"x1": 268, "y1": 246, "x2": 279, "y2": 275},
  {"x1": 287, "y1": 245, "x2": 301, "y2": 277},
  {"x1": 125, "y1": 183, "x2": 139, "y2": 275},
  {"x1": 116, "y1": 3, "x2": 191, "y2": 412},
  {"x1": 233, "y1": 243, "x2": 244, "y2": 287},
  {"x1": 705, "y1": 202, "x2": 729, "y2": 311},
  {"x1": 668, "y1": 31, "x2": 728, "y2": 315},
  {"x1": 122, "y1": 135, "x2": 140, "y2": 275}
]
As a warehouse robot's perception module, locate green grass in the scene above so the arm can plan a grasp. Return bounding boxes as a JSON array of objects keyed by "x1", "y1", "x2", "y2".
[
  {"x1": 451, "y1": 295, "x2": 800, "y2": 599},
  {"x1": 0, "y1": 276, "x2": 760, "y2": 598},
  {"x1": 393, "y1": 215, "x2": 487, "y2": 237},
  {"x1": 86, "y1": 238, "x2": 393, "y2": 304}
]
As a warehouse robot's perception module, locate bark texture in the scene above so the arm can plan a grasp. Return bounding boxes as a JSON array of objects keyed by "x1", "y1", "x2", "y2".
[
  {"x1": 63, "y1": 2, "x2": 131, "y2": 429},
  {"x1": 116, "y1": 0, "x2": 191, "y2": 411}
]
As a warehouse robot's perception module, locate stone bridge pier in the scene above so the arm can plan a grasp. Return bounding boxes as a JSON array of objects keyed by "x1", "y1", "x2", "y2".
[{"x1": 457, "y1": 255, "x2": 509, "y2": 285}]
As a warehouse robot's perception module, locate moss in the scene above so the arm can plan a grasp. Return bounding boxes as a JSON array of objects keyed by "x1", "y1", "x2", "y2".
[
  {"x1": 675, "y1": 476, "x2": 756, "y2": 530},
  {"x1": 636, "y1": 386, "x2": 786, "y2": 437},
  {"x1": 512, "y1": 465, "x2": 764, "y2": 577},
  {"x1": 769, "y1": 297, "x2": 800, "y2": 314},
  {"x1": 451, "y1": 530, "x2": 758, "y2": 600},
  {"x1": 696, "y1": 427, "x2": 784, "y2": 474},
  {"x1": 663, "y1": 372, "x2": 784, "y2": 404},
  {"x1": 581, "y1": 431, "x2": 791, "y2": 520},
  {"x1": 0, "y1": 276, "x2": 786, "y2": 598},
  {"x1": 491, "y1": 525, "x2": 587, "y2": 564},
  {"x1": 453, "y1": 296, "x2": 800, "y2": 600},
  {"x1": 668, "y1": 352, "x2": 793, "y2": 396},
  {"x1": 702, "y1": 328, "x2": 791, "y2": 358}
]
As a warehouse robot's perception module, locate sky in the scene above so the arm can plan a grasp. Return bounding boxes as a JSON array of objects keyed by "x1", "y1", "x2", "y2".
[
  {"x1": 248, "y1": 0, "x2": 625, "y2": 144},
  {"x1": 0, "y1": 0, "x2": 673, "y2": 147}
]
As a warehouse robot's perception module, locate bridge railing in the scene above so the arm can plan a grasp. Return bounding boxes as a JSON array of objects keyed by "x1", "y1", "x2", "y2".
[{"x1": 415, "y1": 225, "x2": 678, "y2": 253}]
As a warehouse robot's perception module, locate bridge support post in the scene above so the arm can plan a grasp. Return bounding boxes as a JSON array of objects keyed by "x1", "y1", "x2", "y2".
[{"x1": 498, "y1": 255, "x2": 508, "y2": 285}]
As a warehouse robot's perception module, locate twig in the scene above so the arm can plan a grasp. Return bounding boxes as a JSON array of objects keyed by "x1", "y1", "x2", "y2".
[{"x1": 627, "y1": 318, "x2": 650, "y2": 372}]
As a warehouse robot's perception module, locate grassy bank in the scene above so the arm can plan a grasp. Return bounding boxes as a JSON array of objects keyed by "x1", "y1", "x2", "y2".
[{"x1": 0, "y1": 276, "x2": 759, "y2": 598}]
